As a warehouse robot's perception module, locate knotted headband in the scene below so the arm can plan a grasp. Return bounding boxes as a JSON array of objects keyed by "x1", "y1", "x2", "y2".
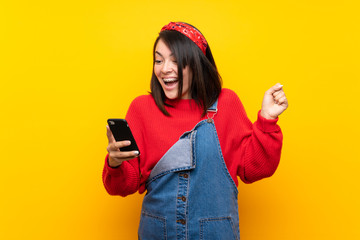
[{"x1": 161, "y1": 22, "x2": 208, "y2": 55}]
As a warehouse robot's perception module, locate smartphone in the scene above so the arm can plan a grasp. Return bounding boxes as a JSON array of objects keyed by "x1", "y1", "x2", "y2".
[{"x1": 107, "y1": 119, "x2": 140, "y2": 153}]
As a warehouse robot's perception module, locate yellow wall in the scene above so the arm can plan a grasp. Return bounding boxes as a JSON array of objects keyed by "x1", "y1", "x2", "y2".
[{"x1": 1, "y1": 0, "x2": 359, "y2": 239}]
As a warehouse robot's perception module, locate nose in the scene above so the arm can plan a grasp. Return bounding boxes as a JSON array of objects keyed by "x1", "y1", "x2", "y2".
[{"x1": 161, "y1": 60, "x2": 174, "y2": 74}]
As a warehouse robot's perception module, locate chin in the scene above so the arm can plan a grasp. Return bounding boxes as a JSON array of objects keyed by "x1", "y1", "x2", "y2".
[
  {"x1": 165, "y1": 93, "x2": 178, "y2": 100},
  {"x1": 161, "y1": 88, "x2": 178, "y2": 99}
]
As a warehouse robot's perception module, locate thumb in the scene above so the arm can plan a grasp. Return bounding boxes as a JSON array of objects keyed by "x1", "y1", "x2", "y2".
[{"x1": 106, "y1": 125, "x2": 116, "y2": 144}]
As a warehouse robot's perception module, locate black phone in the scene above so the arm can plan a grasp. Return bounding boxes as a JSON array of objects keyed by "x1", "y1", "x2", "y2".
[{"x1": 107, "y1": 119, "x2": 140, "y2": 153}]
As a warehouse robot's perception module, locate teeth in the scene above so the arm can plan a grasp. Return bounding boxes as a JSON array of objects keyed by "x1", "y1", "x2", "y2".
[{"x1": 163, "y1": 78, "x2": 178, "y2": 83}]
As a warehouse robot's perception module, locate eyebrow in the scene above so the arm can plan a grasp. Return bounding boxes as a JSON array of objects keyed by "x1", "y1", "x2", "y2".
[{"x1": 155, "y1": 51, "x2": 174, "y2": 57}]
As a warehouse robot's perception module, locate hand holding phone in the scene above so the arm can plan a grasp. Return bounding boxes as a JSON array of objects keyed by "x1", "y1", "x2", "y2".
[{"x1": 106, "y1": 119, "x2": 140, "y2": 167}]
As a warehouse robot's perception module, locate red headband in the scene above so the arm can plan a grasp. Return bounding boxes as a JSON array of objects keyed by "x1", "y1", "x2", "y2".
[{"x1": 161, "y1": 22, "x2": 208, "y2": 55}]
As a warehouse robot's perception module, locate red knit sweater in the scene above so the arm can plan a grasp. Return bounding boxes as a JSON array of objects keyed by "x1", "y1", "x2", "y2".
[{"x1": 103, "y1": 88, "x2": 283, "y2": 197}]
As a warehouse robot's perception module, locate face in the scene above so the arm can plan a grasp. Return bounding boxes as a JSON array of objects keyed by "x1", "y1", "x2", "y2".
[{"x1": 154, "y1": 39, "x2": 192, "y2": 100}]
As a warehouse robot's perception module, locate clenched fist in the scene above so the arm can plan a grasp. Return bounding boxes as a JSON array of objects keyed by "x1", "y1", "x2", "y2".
[{"x1": 260, "y1": 83, "x2": 288, "y2": 119}]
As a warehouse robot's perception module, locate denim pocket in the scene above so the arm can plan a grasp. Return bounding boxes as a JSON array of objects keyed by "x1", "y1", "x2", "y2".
[
  {"x1": 200, "y1": 217, "x2": 237, "y2": 240},
  {"x1": 138, "y1": 212, "x2": 167, "y2": 240}
]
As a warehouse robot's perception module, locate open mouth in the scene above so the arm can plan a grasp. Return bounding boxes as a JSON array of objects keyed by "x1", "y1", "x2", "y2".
[{"x1": 163, "y1": 78, "x2": 179, "y2": 87}]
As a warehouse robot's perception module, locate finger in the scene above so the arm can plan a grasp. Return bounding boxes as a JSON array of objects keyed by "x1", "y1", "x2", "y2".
[
  {"x1": 107, "y1": 142, "x2": 118, "y2": 153},
  {"x1": 276, "y1": 96, "x2": 288, "y2": 106},
  {"x1": 274, "y1": 92, "x2": 286, "y2": 102},
  {"x1": 108, "y1": 154, "x2": 137, "y2": 167},
  {"x1": 109, "y1": 150, "x2": 139, "y2": 160},
  {"x1": 106, "y1": 140, "x2": 131, "y2": 152},
  {"x1": 273, "y1": 89, "x2": 283, "y2": 98},
  {"x1": 266, "y1": 83, "x2": 283, "y2": 95},
  {"x1": 114, "y1": 140, "x2": 131, "y2": 149},
  {"x1": 106, "y1": 125, "x2": 116, "y2": 144}
]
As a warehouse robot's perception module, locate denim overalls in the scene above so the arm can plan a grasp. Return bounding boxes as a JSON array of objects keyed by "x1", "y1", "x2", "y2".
[{"x1": 138, "y1": 101, "x2": 240, "y2": 240}]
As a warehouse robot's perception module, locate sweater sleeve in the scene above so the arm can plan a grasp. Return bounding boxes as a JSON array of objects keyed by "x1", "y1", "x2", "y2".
[
  {"x1": 102, "y1": 97, "x2": 143, "y2": 197},
  {"x1": 219, "y1": 89, "x2": 283, "y2": 184},
  {"x1": 102, "y1": 154, "x2": 140, "y2": 196},
  {"x1": 239, "y1": 110, "x2": 283, "y2": 184}
]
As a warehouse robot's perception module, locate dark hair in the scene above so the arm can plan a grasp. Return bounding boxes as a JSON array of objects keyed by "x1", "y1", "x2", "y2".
[{"x1": 150, "y1": 24, "x2": 222, "y2": 117}]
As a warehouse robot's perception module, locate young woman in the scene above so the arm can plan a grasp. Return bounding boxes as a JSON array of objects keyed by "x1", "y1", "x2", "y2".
[{"x1": 103, "y1": 22, "x2": 288, "y2": 239}]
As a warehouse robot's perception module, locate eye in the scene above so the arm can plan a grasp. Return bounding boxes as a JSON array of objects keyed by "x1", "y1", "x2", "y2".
[{"x1": 155, "y1": 60, "x2": 162, "y2": 64}]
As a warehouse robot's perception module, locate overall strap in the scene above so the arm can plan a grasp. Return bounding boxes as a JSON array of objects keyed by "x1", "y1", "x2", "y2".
[{"x1": 206, "y1": 99, "x2": 218, "y2": 121}]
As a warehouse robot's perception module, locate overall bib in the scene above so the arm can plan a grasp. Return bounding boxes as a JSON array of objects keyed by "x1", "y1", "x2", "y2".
[{"x1": 138, "y1": 101, "x2": 240, "y2": 240}]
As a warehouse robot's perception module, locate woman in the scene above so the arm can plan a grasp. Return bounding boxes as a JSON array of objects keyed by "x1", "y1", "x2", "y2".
[{"x1": 103, "y1": 22, "x2": 288, "y2": 239}]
